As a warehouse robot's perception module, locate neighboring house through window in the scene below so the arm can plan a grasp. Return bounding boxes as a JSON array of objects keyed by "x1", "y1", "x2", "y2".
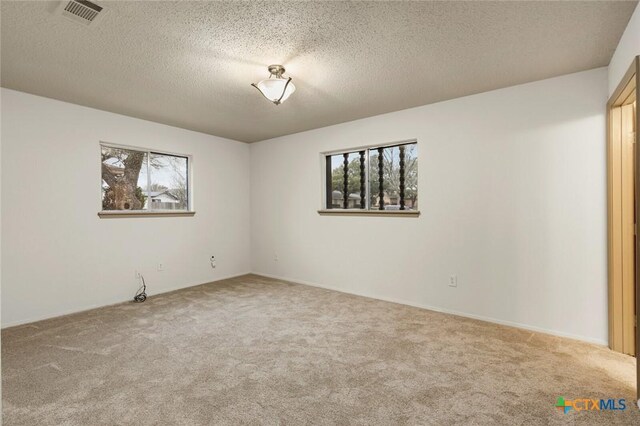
[{"x1": 146, "y1": 190, "x2": 181, "y2": 209}]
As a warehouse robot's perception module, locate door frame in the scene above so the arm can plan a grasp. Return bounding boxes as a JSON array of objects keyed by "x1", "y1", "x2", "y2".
[{"x1": 607, "y1": 55, "x2": 639, "y2": 399}]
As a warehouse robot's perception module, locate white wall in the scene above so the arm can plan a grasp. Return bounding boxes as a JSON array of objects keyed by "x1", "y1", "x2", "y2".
[
  {"x1": 1, "y1": 88, "x2": 251, "y2": 327},
  {"x1": 609, "y1": 2, "x2": 639, "y2": 96},
  {"x1": 0, "y1": 67, "x2": 612, "y2": 344},
  {"x1": 250, "y1": 68, "x2": 609, "y2": 345}
]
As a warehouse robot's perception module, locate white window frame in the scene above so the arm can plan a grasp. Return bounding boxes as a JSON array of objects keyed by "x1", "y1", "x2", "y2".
[
  {"x1": 318, "y1": 138, "x2": 420, "y2": 216},
  {"x1": 98, "y1": 141, "x2": 195, "y2": 218}
]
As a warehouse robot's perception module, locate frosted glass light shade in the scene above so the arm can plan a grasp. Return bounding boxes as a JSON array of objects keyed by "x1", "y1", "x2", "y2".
[{"x1": 254, "y1": 78, "x2": 296, "y2": 104}]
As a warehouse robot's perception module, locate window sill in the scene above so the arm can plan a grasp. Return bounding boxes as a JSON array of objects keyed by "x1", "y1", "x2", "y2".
[
  {"x1": 98, "y1": 211, "x2": 196, "y2": 218},
  {"x1": 317, "y1": 209, "x2": 420, "y2": 217}
]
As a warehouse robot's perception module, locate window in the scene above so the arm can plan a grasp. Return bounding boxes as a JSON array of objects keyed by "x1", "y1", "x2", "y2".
[
  {"x1": 324, "y1": 141, "x2": 418, "y2": 212},
  {"x1": 100, "y1": 143, "x2": 191, "y2": 214}
]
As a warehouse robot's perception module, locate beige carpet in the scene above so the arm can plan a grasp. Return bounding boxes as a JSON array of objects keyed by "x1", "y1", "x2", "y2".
[{"x1": 2, "y1": 274, "x2": 638, "y2": 425}]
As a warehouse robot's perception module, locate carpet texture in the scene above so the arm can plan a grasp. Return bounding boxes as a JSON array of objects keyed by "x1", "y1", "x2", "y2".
[{"x1": 2, "y1": 274, "x2": 638, "y2": 425}]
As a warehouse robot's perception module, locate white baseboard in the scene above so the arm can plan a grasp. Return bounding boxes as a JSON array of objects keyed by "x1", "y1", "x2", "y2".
[
  {"x1": 5, "y1": 270, "x2": 609, "y2": 348},
  {"x1": 1, "y1": 271, "x2": 252, "y2": 329},
  {"x1": 252, "y1": 272, "x2": 608, "y2": 347}
]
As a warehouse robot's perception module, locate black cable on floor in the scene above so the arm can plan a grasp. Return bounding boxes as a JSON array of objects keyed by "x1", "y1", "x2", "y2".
[{"x1": 134, "y1": 275, "x2": 147, "y2": 303}]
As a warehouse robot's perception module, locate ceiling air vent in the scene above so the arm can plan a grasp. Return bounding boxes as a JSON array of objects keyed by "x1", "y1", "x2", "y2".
[{"x1": 57, "y1": 0, "x2": 104, "y2": 26}]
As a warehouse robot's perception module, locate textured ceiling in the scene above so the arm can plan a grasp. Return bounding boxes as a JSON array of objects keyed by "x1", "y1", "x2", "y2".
[{"x1": 1, "y1": 1, "x2": 638, "y2": 142}]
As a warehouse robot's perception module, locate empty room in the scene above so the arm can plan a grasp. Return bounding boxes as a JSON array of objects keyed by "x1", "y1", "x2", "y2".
[{"x1": 1, "y1": 0, "x2": 640, "y2": 424}]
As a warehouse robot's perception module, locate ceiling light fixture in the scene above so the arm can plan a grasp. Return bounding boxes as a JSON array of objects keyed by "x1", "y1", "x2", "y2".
[{"x1": 251, "y1": 65, "x2": 296, "y2": 105}]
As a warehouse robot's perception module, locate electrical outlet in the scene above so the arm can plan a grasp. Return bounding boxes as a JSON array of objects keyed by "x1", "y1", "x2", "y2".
[
  {"x1": 448, "y1": 275, "x2": 457, "y2": 287},
  {"x1": 158, "y1": 263, "x2": 164, "y2": 272}
]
